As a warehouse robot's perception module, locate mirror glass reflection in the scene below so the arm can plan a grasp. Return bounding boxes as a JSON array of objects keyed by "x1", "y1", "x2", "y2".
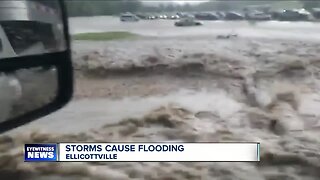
[
  {"x1": 0, "y1": 66, "x2": 58, "y2": 123},
  {"x1": 0, "y1": 0, "x2": 66, "y2": 59}
]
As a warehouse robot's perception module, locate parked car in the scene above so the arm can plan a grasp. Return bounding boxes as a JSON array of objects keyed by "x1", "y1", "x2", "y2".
[
  {"x1": 146, "y1": 14, "x2": 157, "y2": 20},
  {"x1": 216, "y1": 11, "x2": 226, "y2": 19},
  {"x1": 270, "y1": 10, "x2": 284, "y2": 20},
  {"x1": 246, "y1": 11, "x2": 272, "y2": 21},
  {"x1": 168, "y1": 14, "x2": 180, "y2": 19},
  {"x1": 277, "y1": 9, "x2": 311, "y2": 21},
  {"x1": 120, "y1": 13, "x2": 140, "y2": 22},
  {"x1": 297, "y1": 9, "x2": 313, "y2": 20},
  {"x1": 194, "y1": 12, "x2": 219, "y2": 20},
  {"x1": 159, "y1": 14, "x2": 168, "y2": 19},
  {"x1": 136, "y1": 13, "x2": 148, "y2": 20},
  {"x1": 224, "y1": 12, "x2": 244, "y2": 20},
  {"x1": 174, "y1": 17, "x2": 203, "y2": 27},
  {"x1": 176, "y1": 12, "x2": 193, "y2": 18}
]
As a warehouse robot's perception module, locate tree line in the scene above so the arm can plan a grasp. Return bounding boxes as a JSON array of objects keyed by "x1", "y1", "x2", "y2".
[
  {"x1": 65, "y1": 0, "x2": 320, "y2": 17},
  {"x1": 65, "y1": 0, "x2": 142, "y2": 17}
]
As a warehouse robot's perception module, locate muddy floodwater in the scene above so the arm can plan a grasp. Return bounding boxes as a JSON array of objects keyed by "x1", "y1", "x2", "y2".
[{"x1": 1, "y1": 17, "x2": 320, "y2": 180}]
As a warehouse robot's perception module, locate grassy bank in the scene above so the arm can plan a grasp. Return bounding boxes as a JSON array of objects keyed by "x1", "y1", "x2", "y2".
[{"x1": 72, "y1": 31, "x2": 139, "y2": 41}]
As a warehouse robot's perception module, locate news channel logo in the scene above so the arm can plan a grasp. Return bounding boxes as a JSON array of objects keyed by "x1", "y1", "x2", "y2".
[{"x1": 24, "y1": 144, "x2": 58, "y2": 162}]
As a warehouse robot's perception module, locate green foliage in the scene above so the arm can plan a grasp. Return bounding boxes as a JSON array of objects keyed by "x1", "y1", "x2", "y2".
[
  {"x1": 65, "y1": 0, "x2": 142, "y2": 17},
  {"x1": 64, "y1": 0, "x2": 317, "y2": 17},
  {"x1": 72, "y1": 31, "x2": 138, "y2": 41}
]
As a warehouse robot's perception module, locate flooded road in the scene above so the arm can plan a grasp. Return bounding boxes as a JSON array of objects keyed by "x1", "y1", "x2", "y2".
[{"x1": 1, "y1": 16, "x2": 320, "y2": 180}]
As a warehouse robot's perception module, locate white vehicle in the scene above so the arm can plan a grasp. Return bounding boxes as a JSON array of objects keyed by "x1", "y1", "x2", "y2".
[
  {"x1": 246, "y1": 11, "x2": 272, "y2": 21},
  {"x1": 159, "y1": 15, "x2": 167, "y2": 19},
  {"x1": 120, "y1": 13, "x2": 140, "y2": 22},
  {"x1": 169, "y1": 14, "x2": 180, "y2": 19}
]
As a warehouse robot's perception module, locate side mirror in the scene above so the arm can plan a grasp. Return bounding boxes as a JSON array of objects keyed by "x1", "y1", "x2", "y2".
[{"x1": 0, "y1": 0, "x2": 73, "y2": 133}]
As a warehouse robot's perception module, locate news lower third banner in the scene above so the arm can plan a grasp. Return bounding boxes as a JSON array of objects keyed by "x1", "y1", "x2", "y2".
[{"x1": 25, "y1": 143, "x2": 260, "y2": 162}]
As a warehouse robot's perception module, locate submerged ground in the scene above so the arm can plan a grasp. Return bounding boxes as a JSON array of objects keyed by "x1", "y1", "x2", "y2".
[{"x1": 1, "y1": 17, "x2": 320, "y2": 180}]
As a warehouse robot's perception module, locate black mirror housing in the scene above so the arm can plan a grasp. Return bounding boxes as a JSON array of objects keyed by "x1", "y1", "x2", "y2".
[{"x1": 0, "y1": 0, "x2": 73, "y2": 133}]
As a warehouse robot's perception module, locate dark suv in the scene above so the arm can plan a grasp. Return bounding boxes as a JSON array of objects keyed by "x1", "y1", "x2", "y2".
[
  {"x1": 194, "y1": 12, "x2": 219, "y2": 20},
  {"x1": 277, "y1": 10, "x2": 311, "y2": 21},
  {"x1": 224, "y1": 12, "x2": 245, "y2": 20}
]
